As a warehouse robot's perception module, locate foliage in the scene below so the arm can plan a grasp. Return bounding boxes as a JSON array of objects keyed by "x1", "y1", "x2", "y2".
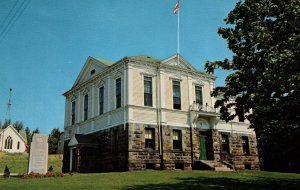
[
  {"x1": 205, "y1": 0, "x2": 300, "y2": 171},
  {"x1": 3, "y1": 165, "x2": 10, "y2": 178},
  {"x1": 48, "y1": 128, "x2": 61, "y2": 154},
  {"x1": 48, "y1": 165, "x2": 54, "y2": 172},
  {"x1": 1, "y1": 119, "x2": 11, "y2": 129},
  {"x1": 25, "y1": 127, "x2": 31, "y2": 143},
  {"x1": 12, "y1": 121, "x2": 24, "y2": 131}
]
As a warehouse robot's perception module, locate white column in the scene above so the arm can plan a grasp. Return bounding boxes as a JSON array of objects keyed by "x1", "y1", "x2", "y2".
[{"x1": 69, "y1": 148, "x2": 73, "y2": 172}]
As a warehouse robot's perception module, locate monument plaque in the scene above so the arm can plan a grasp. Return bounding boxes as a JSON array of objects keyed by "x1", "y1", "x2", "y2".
[{"x1": 28, "y1": 134, "x2": 49, "y2": 174}]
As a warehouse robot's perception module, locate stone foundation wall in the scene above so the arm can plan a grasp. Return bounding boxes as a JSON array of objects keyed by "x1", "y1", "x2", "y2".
[
  {"x1": 128, "y1": 123, "x2": 197, "y2": 170},
  {"x1": 63, "y1": 124, "x2": 260, "y2": 172},
  {"x1": 211, "y1": 129, "x2": 260, "y2": 170}
]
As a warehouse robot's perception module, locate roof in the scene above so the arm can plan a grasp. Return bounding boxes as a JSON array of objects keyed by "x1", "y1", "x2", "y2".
[
  {"x1": 92, "y1": 57, "x2": 114, "y2": 66},
  {"x1": 68, "y1": 134, "x2": 99, "y2": 147},
  {"x1": 126, "y1": 55, "x2": 161, "y2": 63},
  {"x1": 0, "y1": 125, "x2": 27, "y2": 144},
  {"x1": 19, "y1": 129, "x2": 27, "y2": 144}
]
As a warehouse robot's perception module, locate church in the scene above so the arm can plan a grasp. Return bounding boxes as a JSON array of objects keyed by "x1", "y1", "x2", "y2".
[
  {"x1": 62, "y1": 54, "x2": 260, "y2": 172},
  {"x1": 0, "y1": 125, "x2": 27, "y2": 153}
]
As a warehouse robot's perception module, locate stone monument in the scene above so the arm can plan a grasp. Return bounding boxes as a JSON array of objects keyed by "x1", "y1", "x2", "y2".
[{"x1": 28, "y1": 134, "x2": 49, "y2": 174}]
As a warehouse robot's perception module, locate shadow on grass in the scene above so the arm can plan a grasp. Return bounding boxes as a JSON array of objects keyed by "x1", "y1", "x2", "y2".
[{"x1": 122, "y1": 176, "x2": 300, "y2": 190}]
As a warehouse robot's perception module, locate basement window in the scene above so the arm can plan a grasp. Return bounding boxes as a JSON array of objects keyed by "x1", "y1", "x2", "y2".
[
  {"x1": 245, "y1": 164, "x2": 251, "y2": 170},
  {"x1": 146, "y1": 163, "x2": 155, "y2": 170},
  {"x1": 175, "y1": 163, "x2": 184, "y2": 170}
]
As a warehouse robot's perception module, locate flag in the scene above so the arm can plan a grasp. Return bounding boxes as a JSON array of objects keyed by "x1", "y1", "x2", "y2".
[{"x1": 174, "y1": 0, "x2": 179, "y2": 15}]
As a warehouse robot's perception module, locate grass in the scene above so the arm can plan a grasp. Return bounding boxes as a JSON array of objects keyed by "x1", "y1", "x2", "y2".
[
  {"x1": 0, "y1": 170, "x2": 299, "y2": 190},
  {"x1": 0, "y1": 152, "x2": 62, "y2": 173}
]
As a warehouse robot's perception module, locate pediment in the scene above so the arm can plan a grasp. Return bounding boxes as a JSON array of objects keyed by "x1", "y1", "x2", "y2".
[
  {"x1": 73, "y1": 56, "x2": 113, "y2": 87},
  {"x1": 161, "y1": 54, "x2": 197, "y2": 71}
]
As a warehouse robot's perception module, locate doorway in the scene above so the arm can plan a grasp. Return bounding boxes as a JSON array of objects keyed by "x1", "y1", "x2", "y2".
[{"x1": 200, "y1": 135, "x2": 207, "y2": 160}]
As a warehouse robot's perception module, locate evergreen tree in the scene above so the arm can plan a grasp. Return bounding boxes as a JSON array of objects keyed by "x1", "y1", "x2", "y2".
[
  {"x1": 48, "y1": 128, "x2": 61, "y2": 154},
  {"x1": 13, "y1": 121, "x2": 24, "y2": 132}
]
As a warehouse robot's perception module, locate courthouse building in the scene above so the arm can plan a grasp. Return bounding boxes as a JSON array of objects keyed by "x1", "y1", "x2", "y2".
[{"x1": 62, "y1": 54, "x2": 259, "y2": 172}]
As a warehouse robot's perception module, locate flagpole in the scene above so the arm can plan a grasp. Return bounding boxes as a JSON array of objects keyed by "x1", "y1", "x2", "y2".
[{"x1": 177, "y1": 1, "x2": 180, "y2": 65}]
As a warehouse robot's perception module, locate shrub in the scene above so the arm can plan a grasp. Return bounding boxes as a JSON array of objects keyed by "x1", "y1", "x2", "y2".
[
  {"x1": 48, "y1": 165, "x2": 54, "y2": 172},
  {"x1": 3, "y1": 165, "x2": 10, "y2": 178}
]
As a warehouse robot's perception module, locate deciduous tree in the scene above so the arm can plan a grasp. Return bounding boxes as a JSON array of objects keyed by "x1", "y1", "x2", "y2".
[{"x1": 205, "y1": 0, "x2": 300, "y2": 172}]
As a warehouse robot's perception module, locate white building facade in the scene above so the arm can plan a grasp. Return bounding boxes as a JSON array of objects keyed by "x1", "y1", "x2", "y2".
[
  {"x1": 0, "y1": 125, "x2": 27, "y2": 153},
  {"x1": 63, "y1": 54, "x2": 259, "y2": 172}
]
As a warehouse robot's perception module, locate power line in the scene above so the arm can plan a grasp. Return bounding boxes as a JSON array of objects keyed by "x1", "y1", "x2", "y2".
[
  {"x1": 0, "y1": 0, "x2": 31, "y2": 44},
  {"x1": 0, "y1": 0, "x2": 20, "y2": 31}
]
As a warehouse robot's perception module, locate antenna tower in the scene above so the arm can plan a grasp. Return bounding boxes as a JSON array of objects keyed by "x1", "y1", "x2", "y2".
[{"x1": 6, "y1": 88, "x2": 12, "y2": 121}]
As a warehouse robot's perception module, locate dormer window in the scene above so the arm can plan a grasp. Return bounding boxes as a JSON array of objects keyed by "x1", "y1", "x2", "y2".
[{"x1": 90, "y1": 69, "x2": 95, "y2": 75}]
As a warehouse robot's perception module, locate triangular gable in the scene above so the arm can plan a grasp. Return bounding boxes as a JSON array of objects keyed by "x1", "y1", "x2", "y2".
[
  {"x1": 73, "y1": 56, "x2": 114, "y2": 87},
  {"x1": 3, "y1": 125, "x2": 27, "y2": 144},
  {"x1": 161, "y1": 54, "x2": 197, "y2": 71}
]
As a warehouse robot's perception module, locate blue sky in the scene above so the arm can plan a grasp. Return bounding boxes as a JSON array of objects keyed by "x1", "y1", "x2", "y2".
[{"x1": 0, "y1": 0, "x2": 237, "y2": 134}]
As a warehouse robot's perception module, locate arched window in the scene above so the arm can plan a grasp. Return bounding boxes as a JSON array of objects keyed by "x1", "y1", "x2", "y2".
[{"x1": 5, "y1": 136, "x2": 13, "y2": 149}]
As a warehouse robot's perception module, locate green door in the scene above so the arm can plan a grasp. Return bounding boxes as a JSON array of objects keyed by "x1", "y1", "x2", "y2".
[{"x1": 200, "y1": 136, "x2": 207, "y2": 160}]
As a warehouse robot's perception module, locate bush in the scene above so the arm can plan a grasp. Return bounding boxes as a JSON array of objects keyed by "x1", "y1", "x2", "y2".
[
  {"x1": 48, "y1": 165, "x2": 53, "y2": 172},
  {"x1": 3, "y1": 165, "x2": 10, "y2": 178}
]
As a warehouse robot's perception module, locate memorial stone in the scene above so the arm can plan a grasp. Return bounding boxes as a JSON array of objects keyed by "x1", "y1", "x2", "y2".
[{"x1": 28, "y1": 134, "x2": 49, "y2": 174}]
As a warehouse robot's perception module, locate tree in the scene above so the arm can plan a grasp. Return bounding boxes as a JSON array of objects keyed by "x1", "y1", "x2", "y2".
[
  {"x1": 205, "y1": 0, "x2": 300, "y2": 172},
  {"x1": 25, "y1": 127, "x2": 32, "y2": 143},
  {"x1": 31, "y1": 128, "x2": 40, "y2": 140},
  {"x1": 13, "y1": 121, "x2": 24, "y2": 132},
  {"x1": 1, "y1": 119, "x2": 11, "y2": 129},
  {"x1": 48, "y1": 128, "x2": 61, "y2": 154}
]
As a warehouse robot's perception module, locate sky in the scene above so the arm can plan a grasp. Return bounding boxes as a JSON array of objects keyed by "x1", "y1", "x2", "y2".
[{"x1": 0, "y1": 0, "x2": 237, "y2": 134}]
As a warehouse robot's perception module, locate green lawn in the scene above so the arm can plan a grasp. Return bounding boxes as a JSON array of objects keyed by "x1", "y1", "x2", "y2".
[
  {"x1": 0, "y1": 152, "x2": 62, "y2": 173},
  {"x1": 0, "y1": 170, "x2": 299, "y2": 190}
]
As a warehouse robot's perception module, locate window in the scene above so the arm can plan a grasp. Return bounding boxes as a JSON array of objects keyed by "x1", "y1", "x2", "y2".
[
  {"x1": 173, "y1": 81, "x2": 181, "y2": 110},
  {"x1": 17, "y1": 141, "x2": 20, "y2": 150},
  {"x1": 144, "y1": 76, "x2": 153, "y2": 106},
  {"x1": 71, "y1": 101, "x2": 76, "y2": 125},
  {"x1": 5, "y1": 136, "x2": 13, "y2": 149},
  {"x1": 145, "y1": 128, "x2": 155, "y2": 149},
  {"x1": 116, "y1": 78, "x2": 121, "y2": 108},
  {"x1": 242, "y1": 136, "x2": 250, "y2": 155},
  {"x1": 84, "y1": 94, "x2": 88, "y2": 121},
  {"x1": 90, "y1": 69, "x2": 95, "y2": 75},
  {"x1": 99, "y1": 87, "x2": 104, "y2": 115},
  {"x1": 173, "y1": 130, "x2": 182, "y2": 150},
  {"x1": 221, "y1": 134, "x2": 230, "y2": 154},
  {"x1": 195, "y1": 86, "x2": 203, "y2": 105}
]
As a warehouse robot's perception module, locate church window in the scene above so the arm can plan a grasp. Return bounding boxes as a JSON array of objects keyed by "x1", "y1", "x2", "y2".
[{"x1": 5, "y1": 136, "x2": 13, "y2": 149}]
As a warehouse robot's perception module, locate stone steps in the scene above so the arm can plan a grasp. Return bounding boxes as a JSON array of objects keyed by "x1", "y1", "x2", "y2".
[{"x1": 197, "y1": 160, "x2": 234, "y2": 172}]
